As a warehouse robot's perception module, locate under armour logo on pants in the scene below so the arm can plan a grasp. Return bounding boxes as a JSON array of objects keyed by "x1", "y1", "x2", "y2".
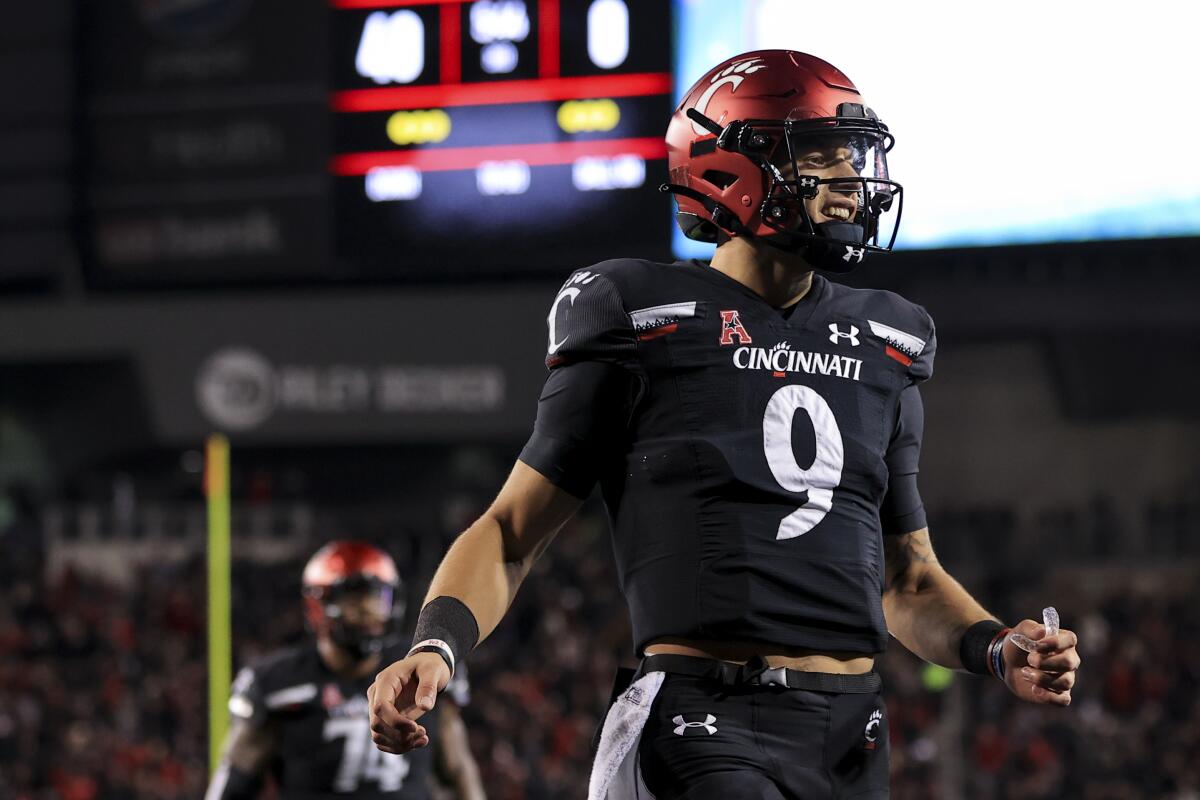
[{"x1": 672, "y1": 714, "x2": 718, "y2": 736}]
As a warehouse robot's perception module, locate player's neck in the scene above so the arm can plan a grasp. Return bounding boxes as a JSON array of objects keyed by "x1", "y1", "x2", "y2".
[
  {"x1": 710, "y1": 237, "x2": 814, "y2": 309},
  {"x1": 317, "y1": 637, "x2": 381, "y2": 679}
]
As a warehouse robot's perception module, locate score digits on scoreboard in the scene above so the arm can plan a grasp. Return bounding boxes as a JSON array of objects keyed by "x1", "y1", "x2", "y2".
[{"x1": 330, "y1": 0, "x2": 673, "y2": 276}]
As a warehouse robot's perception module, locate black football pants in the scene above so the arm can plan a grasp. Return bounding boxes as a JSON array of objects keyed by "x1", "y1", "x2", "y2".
[{"x1": 634, "y1": 672, "x2": 890, "y2": 799}]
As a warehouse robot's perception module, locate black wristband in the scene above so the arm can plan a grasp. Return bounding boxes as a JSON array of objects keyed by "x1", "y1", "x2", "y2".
[
  {"x1": 960, "y1": 619, "x2": 1006, "y2": 676},
  {"x1": 411, "y1": 596, "x2": 480, "y2": 671}
]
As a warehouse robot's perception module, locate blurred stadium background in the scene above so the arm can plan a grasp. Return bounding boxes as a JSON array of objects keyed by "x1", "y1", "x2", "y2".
[{"x1": 2, "y1": 0, "x2": 1199, "y2": 797}]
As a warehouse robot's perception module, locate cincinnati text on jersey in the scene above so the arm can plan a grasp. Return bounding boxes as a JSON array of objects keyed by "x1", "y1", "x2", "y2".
[{"x1": 733, "y1": 341, "x2": 863, "y2": 381}]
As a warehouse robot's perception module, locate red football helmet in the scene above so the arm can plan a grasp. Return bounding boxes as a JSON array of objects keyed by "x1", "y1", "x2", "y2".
[
  {"x1": 664, "y1": 50, "x2": 902, "y2": 271},
  {"x1": 302, "y1": 541, "x2": 403, "y2": 658}
]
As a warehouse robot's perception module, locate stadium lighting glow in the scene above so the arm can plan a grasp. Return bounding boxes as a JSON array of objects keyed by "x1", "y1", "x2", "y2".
[
  {"x1": 365, "y1": 166, "x2": 423, "y2": 201},
  {"x1": 481, "y1": 41, "x2": 520, "y2": 74},
  {"x1": 572, "y1": 155, "x2": 645, "y2": 191},
  {"x1": 557, "y1": 99, "x2": 621, "y2": 134},
  {"x1": 476, "y1": 160, "x2": 531, "y2": 195},
  {"x1": 385, "y1": 109, "x2": 452, "y2": 146},
  {"x1": 469, "y1": 0, "x2": 530, "y2": 44},
  {"x1": 587, "y1": 0, "x2": 629, "y2": 69},
  {"x1": 355, "y1": 10, "x2": 425, "y2": 85},
  {"x1": 674, "y1": 0, "x2": 1200, "y2": 254}
]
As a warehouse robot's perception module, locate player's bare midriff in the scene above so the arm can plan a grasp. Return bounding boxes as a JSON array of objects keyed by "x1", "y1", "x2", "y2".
[{"x1": 643, "y1": 637, "x2": 875, "y2": 674}]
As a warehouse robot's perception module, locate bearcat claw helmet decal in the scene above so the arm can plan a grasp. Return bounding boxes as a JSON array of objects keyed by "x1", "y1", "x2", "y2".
[{"x1": 663, "y1": 50, "x2": 903, "y2": 272}]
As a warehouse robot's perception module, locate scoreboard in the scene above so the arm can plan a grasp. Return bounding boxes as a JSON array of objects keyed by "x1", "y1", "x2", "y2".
[
  {"x1": 83, "y1": 0, "x2": 673, "y2": 286},
  {"x1": 330, "y1": 0, "x2": 673, "y2": 277}
]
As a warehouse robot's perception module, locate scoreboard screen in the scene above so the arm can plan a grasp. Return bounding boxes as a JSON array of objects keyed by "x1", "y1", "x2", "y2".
[
  {"x1": 330, "y1": 0, "x2": 674, "y2": 277},
  {"x1": 83, "y1": 0, "x2": 672, "y2": 287}
]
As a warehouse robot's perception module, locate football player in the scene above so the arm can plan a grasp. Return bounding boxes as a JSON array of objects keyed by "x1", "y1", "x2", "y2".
[
  {"x1": 368, "y1": 50, "x2": 1081, "y2": 798},
  {"x1": 206, "y1": 541, "x2": 483, "y2": 799}
]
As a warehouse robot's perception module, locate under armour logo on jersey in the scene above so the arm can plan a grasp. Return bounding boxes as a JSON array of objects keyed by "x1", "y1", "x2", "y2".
[
  {"x1": 672, "y1": 714, "x2": 718, "y2": 736},
  {"x1": 843, "y1": 246, "x2": 866, "y2": 263},
  {"x1": 719, "y1": 310, "x2": 753, "y2": 345},
  {"x1": 828, "y1": 324, "x2": 860, "y2": 346}
]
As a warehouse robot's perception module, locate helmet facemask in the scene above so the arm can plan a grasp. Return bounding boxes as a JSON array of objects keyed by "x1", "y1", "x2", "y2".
[
  {"x1": 304, "y1": 574, "x2": 402, "y2": 659},
  {"x1": 751, "y1": 120, "x2": 902, "y2": 271},
  {"x1": 672, "y1": 103, "x2": 903, "y2": 272}
]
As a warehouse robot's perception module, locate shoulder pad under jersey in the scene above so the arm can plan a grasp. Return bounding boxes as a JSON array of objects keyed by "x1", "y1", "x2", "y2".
[
  {"x1": 826, "y1": 282, "x2": 936, "y2": 383},
  {"x1": 543, "y1": 260, "x2": 645, "y2": 368},
  {"x1": 229, "y1": 645, "x2": 319, "y2": 724}
]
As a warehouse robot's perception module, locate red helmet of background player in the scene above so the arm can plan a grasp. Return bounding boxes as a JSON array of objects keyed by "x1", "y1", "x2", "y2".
[
  {"x1": 302, "y1": 540, "x2": 403, "y2": 658},
  {"x1": 663, "y1": 50, "x2": 903, "y2": 271}
]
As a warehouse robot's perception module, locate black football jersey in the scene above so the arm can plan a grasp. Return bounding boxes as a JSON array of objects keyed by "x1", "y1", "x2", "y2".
[
  {"x1": 228, "y1": 638, "x2": 470, "y2": 798},
  {"x1": 521, "y1": 259, "x2": 936, "y2": 655}
]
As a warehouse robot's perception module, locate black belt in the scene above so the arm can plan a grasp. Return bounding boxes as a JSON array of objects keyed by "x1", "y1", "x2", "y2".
[{"x1": 638, "y1": 653, "x2": 881, "y2": 694}]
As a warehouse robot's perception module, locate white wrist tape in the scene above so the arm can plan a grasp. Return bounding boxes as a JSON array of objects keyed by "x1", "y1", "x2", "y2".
[{"x1": 408, "y1": 638, "x2": 456, "y2": 678}]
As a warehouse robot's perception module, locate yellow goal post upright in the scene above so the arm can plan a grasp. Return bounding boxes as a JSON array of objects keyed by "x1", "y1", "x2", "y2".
[{"x1": 205, "y1": 434, "x2": 232, "y2": 776}]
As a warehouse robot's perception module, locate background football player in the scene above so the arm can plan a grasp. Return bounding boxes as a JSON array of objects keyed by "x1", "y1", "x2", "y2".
[
  {"x1": 206, "y1": 541, "x2": 483, "y2": 799},
  {"x1": 367, "y1": 50, "x2": 1081, "y2": 798}
]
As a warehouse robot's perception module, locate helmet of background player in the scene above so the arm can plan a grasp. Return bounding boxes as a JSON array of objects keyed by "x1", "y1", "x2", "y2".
[
  {"x1": 663, "y1": 50, "x2": 903, "y2": 272},
  {"x1": 301, "y1": 541, "x2": 404, "y2": 660}
]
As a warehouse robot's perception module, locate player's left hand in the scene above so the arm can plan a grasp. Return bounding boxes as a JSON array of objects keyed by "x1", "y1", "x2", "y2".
[{"x1": 1000, "y1": 618, "x2": 1080, "y2": 706}]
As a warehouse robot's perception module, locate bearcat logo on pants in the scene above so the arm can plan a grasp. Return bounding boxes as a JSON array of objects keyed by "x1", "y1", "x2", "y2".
[{"x1": 863, "y1": 708, "x2": 882, "y2": 750}]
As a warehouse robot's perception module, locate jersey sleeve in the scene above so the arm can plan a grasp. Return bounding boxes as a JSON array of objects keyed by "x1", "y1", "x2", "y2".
[
  {"x1": 227, "y1": 664, "x2": 269, "y2": 727},
  {"x1": 907, "y1": 308, "x2": 936, "y2": 384},
  {"x1": 519, "y1": 266, "x2": 643, "y2": 498},
  {"x1": 543, "y1": 268, "x2": 638, "y2": 368},
  {"x1": 880, "y1": 384, "x2": 927, "y2": 535},
  {"x1": 866, "y1": 297, "x2": 936, "y2": 385}
]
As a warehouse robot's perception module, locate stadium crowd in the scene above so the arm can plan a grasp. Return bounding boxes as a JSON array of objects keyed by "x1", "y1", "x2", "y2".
[{"x1": 1, "y1": 489, "x2": 1198, "y2": 799}]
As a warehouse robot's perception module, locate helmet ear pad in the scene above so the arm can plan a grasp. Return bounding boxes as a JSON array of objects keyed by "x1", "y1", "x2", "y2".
[{"x1": 667, "y1": 145, "x2": 767, "y2": 242}]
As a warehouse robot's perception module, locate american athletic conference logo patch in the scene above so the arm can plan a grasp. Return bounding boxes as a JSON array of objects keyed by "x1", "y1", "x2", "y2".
[{"x1": 719, "y1": 310, "x2": 752, "y2": 345}]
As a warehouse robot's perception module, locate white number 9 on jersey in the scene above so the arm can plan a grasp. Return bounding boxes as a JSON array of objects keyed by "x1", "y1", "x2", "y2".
[{"x1": 762, "y1": 384, "x2": 845, "y2": 539}]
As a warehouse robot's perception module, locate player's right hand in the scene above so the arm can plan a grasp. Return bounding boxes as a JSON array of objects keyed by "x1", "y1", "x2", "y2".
[
  {"x1": 368, "y1": 652, "x2": 451, "y2": 754},
  {"x1": 1000, "y1": 618, "x2": 1079, "y2": 708}
]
